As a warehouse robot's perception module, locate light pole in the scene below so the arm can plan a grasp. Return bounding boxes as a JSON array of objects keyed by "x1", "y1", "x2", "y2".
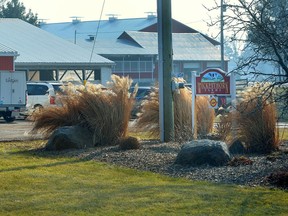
[
  {"x1": 157, "y1": 0, "x2": 174, "y2": 142},
  {"x1": 220, "y1": 0, "x2": 225, "y2": 70}
]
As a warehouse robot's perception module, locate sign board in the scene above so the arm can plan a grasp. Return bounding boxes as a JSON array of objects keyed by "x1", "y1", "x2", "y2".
[
  {"x1": 196, "y1": 68, "x2": 230, "y2": 95},
  {"x1": 209, "y1": 96, "x2": 218, "y2": 109}
]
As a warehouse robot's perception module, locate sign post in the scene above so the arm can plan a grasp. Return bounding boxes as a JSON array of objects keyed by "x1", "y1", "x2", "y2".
[
  {"x1": 191, "y1": 72, "x2": 196, "y2": 138},
  {"x1": 191, "y1": 68, "x2": 234, "y2": 139}
]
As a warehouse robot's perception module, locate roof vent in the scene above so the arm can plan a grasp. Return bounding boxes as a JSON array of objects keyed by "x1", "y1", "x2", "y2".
[
  {"x1": 145, "y1": 12, "x2": 156, "y2": 19},
  {"x1": 70, "y1": 16, "x2": 82, "y2": 24},
  {"x1": 38, "y1": 19, "x2": 48, "y2": 25},
  {"x1": 107, "y1": 14, "x2": 118, "y2": 22},
  {"x1": 87, "y1": 35, "x2": 96, "y2": 41}
]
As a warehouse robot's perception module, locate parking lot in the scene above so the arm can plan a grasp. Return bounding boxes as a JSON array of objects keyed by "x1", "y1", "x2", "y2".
[{"x1": 0, "y1": 119, "x2": 44, "y2": 141}]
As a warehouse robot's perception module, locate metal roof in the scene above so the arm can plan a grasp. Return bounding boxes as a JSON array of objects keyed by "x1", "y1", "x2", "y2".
[
  {"x1": 0, "y1": 19, "x2": 113, "y2": 70},
  {"x1": 74, "y1": 31, "x2": 222, "y2": 61},
  {"x1": 40, "y1": 17, "x2": 158, "y2": 42},
  {"x1": 0, "y1": 43, "x2": 18, "y2": 56},
  {"x1": 40, "y1": 17, "x2": 224, "y2": 61}
]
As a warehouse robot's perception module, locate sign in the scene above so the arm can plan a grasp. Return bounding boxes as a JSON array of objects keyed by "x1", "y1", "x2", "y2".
[
  {"x1": 209, "y1": 96, "x2": 218, "y2": 109},
  {"x1": 196, "y1": 68, "x2": 230, "y2": 95}
]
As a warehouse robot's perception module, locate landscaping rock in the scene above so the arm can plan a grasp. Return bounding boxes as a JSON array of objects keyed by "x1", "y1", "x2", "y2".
[
  {"x1": 175, "y1": 139, "x2": 231, "y2": 166},
  {"x1": 46, "y1": 125, "x2": 94, "y2": 150},
  {"x1": 229, "y1": 139, "x2": 246, "y2": 155}
]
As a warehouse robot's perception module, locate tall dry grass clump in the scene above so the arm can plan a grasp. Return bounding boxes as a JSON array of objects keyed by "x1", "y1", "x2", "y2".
[
  {"x1": 195, "y1": 96, "x2": 215, "y2": 138},
  {"x1": 214, "y1": 112, "x2": 233, "y2": 142},
  {"x1": 136, "y1": 83, "x2": 214, "y2": 142},
  {"x1": 32, "y1": 75, "x2": 135, "y2": 146},
  {"x1": 237, "y1": 82, "x2": 279, "y2": 153},
  {"x1": 135, "y1": 86, "x2": 160, "y2": 138},
  {"x1": 173, "y1": 87, "x2": 194, "y2": 142}
]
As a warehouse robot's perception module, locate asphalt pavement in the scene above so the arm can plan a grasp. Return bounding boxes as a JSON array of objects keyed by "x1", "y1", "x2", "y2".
[{"x1": 0, "y1": 119, "x2": 44, "y2": 141}]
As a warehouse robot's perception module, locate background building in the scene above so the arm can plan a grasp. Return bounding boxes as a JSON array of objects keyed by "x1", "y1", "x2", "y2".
[
  {"x1": 41, "y1": 15, "x2": 228, "y2": 86},
  {"x1": 0, "y1": 18, "x2": 114, "y2": 85}
]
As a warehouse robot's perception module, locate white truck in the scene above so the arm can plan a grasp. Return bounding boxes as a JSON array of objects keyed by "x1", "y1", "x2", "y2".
[{"x1": 0, "y1": 71, "x2": 27, "y2": 122}]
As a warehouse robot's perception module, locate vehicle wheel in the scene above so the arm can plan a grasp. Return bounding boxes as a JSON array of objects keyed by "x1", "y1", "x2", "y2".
[
  {"x1": 34, "y1": 105, "x2": 43, "y2": 112},
  {"x1": 4, "y1": 115, "x2": 15, "y2": 123}
]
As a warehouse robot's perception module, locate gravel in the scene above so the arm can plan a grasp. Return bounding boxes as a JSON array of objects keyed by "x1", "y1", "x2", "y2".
[{"x1": 79, "y1": 140, "x2": 288, "y2": 189}]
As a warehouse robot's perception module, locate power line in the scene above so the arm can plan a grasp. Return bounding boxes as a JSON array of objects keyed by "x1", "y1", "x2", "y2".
[{"x1": 89, "y1": 0, "x2": 106, "y2": 62}]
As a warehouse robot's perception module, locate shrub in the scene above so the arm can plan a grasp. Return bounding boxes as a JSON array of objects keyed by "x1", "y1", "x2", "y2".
[
  {"x1": 228, "y1": 156, "x2": 253, "y2": 166},
  {"x1": 265, "y1": 169, "x2": 288, "y2": 189},
  {"x1": 31, "y1": 75, "x2": 135, "y2": 146},
  {"x1": 214, "y1": 112, "x2": 233, "y2": 142},
  {"x1": 236, "y1": 83, "x2": 280, "y2": 153},
  {"x1": 195, "y1": 96, "x2": 215, "y2": 138},
  {"x1": 135, "y1": 86, "x2": 160, "y2": 139},
  {"x1": 135, "y1": 82, "x2": 214, "y2": 142},
  {"x1": 119, "y1": 136, "x2": 141, "y2": 150}
]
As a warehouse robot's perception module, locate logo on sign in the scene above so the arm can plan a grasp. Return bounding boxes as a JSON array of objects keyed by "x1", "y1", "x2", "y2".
[
  {"x1": 209, "y1": 96, "x2": 218, "y2": 109},
  {"x1": 196, "y1": 69, "x2": 230, "y2": 95},
  {"x1": 6, "y1": 77, "x2": 18, "y2": 84}
]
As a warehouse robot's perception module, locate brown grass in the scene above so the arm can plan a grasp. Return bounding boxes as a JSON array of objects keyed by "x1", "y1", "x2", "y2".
[
  {"x1": 31, "y1": 75, "x2": 135, "y2": 146},
  {"x1": 135, "y1": 86, "x2": 160, "y2": 138},
  {"x1": 236, "y1": 83, "x2": 280, "y2": 153},
  {"x1": 195, "y1": 96, "x2": 215, "y2": 138},
  {"x1": 214, "y1": 113, "x2": 233, "y2": 142},
  {"x1": 135, "y1": 84, "x2": 214, "y2": 142}
]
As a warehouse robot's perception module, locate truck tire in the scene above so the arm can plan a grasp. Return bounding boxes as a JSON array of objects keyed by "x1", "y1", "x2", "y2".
[{"x1": 4, "y1": 115, "x2": 15, "y2": 123}]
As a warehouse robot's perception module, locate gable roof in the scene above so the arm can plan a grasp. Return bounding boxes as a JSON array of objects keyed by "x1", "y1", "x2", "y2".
[
  {"x1": 0, "y1": 43, "x2": 18, "y2": 56},
  {"x1": 0, "y1": 18, "x2": 113, "y2": 70},
  {"x1": 40, "y1": 16, "x2": 219, "y2": 45},
  {"x1": 71, "y1": 31, "x2": 222, "y2": 61},
  {"x1": 40, "y1": 17, "x2": 159, "y2": 42},
  {"x1": 118, "y1": 31, "x2": 222, "y2": 61}
]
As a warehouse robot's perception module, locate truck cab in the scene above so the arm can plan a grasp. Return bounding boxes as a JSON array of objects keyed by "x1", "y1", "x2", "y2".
[{"x1": 0, "y1": 45, "x2": 27, "y2": 123}]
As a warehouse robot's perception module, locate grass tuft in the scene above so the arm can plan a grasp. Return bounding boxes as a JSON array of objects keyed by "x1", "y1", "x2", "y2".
[
  {"x1": 236, "y1": 83, "x2": 280, "y2": 153},
  {"x1": 135, "y1": 84, "x2": 214, "y2": 142},
  {"x1": 31, "y1": 75, "x2": 135, "y2": 146},
  {"x1": 119, "y1": 136, "x2": 141, "y2": 150}
]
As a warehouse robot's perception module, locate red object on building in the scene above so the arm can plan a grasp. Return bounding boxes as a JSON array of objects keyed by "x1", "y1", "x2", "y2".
[
  {"x1": 196, "y1": 68, "x2": 230, "y2": 95},
  {"x1": 0, "y1": 56, "x2": 14, "y2": 71}
]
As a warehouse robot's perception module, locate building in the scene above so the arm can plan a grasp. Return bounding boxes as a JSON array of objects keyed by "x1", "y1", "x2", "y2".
[
  {"x1": 41, "y1": 15, "x2": 228, "y2": 86},
  {"x1": 0, "y1": 43, "x2": 18, "y2": 71},
  {"x1": 0, "y1": 18, "x2": 114, "y2": 85}
]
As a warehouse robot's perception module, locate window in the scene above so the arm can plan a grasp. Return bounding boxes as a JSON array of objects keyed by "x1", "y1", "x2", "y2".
[{"x1": 27, "y1": 84, "x2": 48, "y2": 95}]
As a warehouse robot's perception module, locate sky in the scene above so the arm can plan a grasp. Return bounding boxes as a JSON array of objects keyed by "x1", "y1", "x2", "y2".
[{"x1": 20, "y1": 0, "x2": 220, "y2": 36}]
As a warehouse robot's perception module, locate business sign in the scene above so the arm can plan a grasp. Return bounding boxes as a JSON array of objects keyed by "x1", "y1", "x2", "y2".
[
  {"x1": 196, "y1": 68, "x2": 230, "y2": 95},
  {"x1": 209, "y1": 96, "x2": 218, "y2": 109}
]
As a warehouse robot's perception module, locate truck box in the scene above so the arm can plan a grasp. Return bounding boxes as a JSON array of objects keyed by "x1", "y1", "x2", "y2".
[{"x1": 0, "y1": 70, "x2": 27, "y2": 122}]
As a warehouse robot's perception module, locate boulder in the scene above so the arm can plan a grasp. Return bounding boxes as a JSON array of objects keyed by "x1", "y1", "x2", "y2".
[
  {"x1": 175, "y1": 139, "x2": 231, "y2": 166},
  {"x1": 45, "y1": 125, "x2": 94, "y2": 150},
  {"x1": 228, "y1": 139, "x2": 246, "y2": 155}
]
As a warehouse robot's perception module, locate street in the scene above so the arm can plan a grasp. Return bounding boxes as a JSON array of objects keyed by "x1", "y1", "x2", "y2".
[{"x1": 0, "y1": 119, "x2": 44, "y2": 141}]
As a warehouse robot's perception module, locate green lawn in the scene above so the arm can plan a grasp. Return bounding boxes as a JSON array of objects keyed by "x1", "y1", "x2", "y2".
[
  {"x1": 279, "y1": 128, "x2": 288, "y2": 141},
  {"x1": 0, "y1": 141, "x2": 287, "y2": 216}
]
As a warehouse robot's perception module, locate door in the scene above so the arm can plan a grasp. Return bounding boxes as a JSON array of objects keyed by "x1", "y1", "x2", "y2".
[{"x1": 0, "y1": 71, "x2": 26, "y2": 106}]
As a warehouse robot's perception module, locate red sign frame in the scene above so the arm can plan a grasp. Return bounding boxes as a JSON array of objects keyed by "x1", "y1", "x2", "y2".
[{"x1": 196, "y1": 68, "x2": 230, "y2": 95}]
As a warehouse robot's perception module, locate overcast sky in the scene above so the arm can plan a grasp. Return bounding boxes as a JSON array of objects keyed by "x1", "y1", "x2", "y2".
[{"x1": 20, "y1": 0, "x2": 220, "y2": 36}]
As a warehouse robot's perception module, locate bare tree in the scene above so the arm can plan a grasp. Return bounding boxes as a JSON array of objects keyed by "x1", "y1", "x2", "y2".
[{"x1": 207, "y1": 0, "x2": 288, "y2": 117}]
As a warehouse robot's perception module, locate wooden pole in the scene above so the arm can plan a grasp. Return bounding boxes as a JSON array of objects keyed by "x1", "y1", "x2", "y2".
[{"x1": 157, "y1": 0, "x2": 174, "y2": 142}]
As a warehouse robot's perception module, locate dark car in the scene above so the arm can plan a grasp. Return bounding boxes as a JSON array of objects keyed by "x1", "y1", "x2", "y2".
[{"x1": 130, "y1": 86, "x2": 151, "y2": 118}]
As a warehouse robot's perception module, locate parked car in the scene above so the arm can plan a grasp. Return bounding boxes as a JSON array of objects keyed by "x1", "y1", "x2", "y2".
[
  {"x1": 26, "y1": 81, "x2": 65, "y2": 112},
  {"x1": 130, "y1": 86, "x2": 151, "y2": 118}
]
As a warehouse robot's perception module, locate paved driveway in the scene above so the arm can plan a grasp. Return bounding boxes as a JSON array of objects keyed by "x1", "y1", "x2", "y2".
[{"x1": 0, "y1": 119, "x2": 44, "y2": 141}]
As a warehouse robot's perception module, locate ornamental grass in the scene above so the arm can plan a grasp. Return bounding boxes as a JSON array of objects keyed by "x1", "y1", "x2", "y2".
[
  {"x1": 236, "y1": 82, "x2": 280, "y2": 153},
  {"x1": 31, "y1": 75, "x2": 136, "y2": 146},
  {"x1": 135, "y1": 83, "x2": 214, "y2": 142}
]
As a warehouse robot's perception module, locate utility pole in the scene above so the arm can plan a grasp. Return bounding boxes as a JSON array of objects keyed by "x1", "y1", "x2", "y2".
[
  {"x1": 220, "y1": 0, "x2": 225, "y2": 70},
  {"x1": 157, "y1": 0, "x2": 174, "y2": 142}
]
